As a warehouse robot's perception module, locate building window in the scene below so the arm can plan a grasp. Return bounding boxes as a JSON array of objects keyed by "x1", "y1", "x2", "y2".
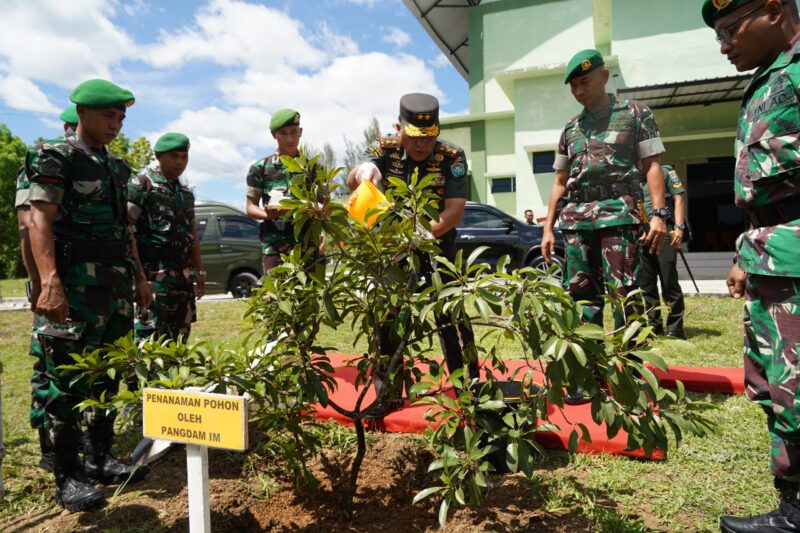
[
  {"x1": 532, "y1": 151, "x2": 556, "y2": 174},
  {"x1": 491, "y1": 177, "x2": 516, "y2": 193}
]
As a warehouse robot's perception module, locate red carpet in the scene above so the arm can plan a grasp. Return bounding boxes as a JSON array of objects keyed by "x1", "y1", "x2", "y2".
[{"x1": 312, "y1": 354, "x2": 744, "y2": 461}]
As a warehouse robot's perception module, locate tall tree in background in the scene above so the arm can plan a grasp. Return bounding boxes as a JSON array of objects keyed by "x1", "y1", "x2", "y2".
[
  {"x1": 0, "y1": 124, "x2": 30, "y2": 278},
  {"x1": 109, "y1": 133, "x2": 154, "y2": 173},
  {"x1": 342, "y1": 117, "x2": 381, "y2": 173}
]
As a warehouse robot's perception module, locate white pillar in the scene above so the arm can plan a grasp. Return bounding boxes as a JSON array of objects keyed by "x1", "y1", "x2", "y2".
[{"x1": 186, "y1": 444, "x2": 210, "y2": 532}]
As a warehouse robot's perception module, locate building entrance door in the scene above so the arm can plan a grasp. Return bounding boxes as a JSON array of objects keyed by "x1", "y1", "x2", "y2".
[{"x1": 685, "y1": 157, "x2": 743, "y2": 253}]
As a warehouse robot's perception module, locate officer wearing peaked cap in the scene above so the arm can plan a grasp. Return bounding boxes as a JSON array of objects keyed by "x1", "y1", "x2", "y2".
[
  {"x1": 347, "y1": 92, "x2": 478, "y2": 418},
  {"x1": 703, "y1": 1, "x2": 800, "y2": 531},
  {"x1": 25, "y1": 78, "x2": 152, "y2": 511}
]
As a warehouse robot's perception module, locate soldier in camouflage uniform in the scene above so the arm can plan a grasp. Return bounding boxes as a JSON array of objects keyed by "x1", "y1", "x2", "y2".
[
  {"x1": 704, "y1": 1, "x2": 800, "y2": 531},
  {"x1": 348, "y1": 93, "x2": 478, "y2": 417},
  {"x1": 15, "y1": 105, "x2": 84, "y2": 474},
  {"x1": 25, "y1": 79, "x2": 153, "y2": 511},
  {"x1": 541, "y1": 49, "x2": 667, "y2": 330},
  {"x1": 246, "y1": 108, "x2": 309, "y2": 274},
  {"x1": 639, "y1": 164, "x2": 688, "y2": 338},
  {"x1": 128, "y1": 132, "x2": 204, "y2": 343}
]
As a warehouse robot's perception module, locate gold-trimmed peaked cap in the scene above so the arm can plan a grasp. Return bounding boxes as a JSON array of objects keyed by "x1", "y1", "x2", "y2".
[
  {"x1": 69, "y1": 79, "x2": 135, "y2": 110},
  {"x1": 564, "y1": 49, "x2": 604, "y2": 84},
  {"x1": 702, "y1": 0, "x2": 754, "y2": 27},
  {"x1": 399, "y1": 93, "x2": 440, "y2": 138}
]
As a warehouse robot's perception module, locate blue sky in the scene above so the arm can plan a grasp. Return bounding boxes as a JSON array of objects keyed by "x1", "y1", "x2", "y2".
[{"x1": 0, "y1": 0, "x2": 468, "y2": 207}]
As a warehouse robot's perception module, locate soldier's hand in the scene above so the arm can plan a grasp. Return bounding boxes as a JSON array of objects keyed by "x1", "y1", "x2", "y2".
[
  {"x1": 354, "y1": 162, "x2": 382, "y2": 186},
  {"x1": 29, "y1": 280, "x2": 41, "y2": 313},
  {"x1": 136, "y1": 279, "x2": 154, "y2": 309},
  {"x1": 36, "y1": 277, "x2": 69, "y2": 323},
  {"x1": 670, "y1": 228, "x2": 683, "y2": 249},
  {"x1": 642, "y1": 216, "x2": 667, "y2": 254},
  {"x1": 196, "y1": 274, "x2": 205, "y2": 300},
  {"x1": 726, "y1": 264, "x2": 747, "y2": 299},
  {"x1": 541, "y1": 228, "x2": 556, "y2": 264}
]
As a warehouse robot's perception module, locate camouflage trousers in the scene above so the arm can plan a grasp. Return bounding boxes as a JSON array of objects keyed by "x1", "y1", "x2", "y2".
[
  {"x1": 134, "y1": 263, "x2": 196, "y2": 344},
  {"x1": 562, "y1": 225, "x2": 642, "y2": 328},
  {"x1": 30, "y1": 284, "x2": 133, "y2": 451},
  {"x1": 743, "y1": 274, "x2": 800, "y2": 482}
]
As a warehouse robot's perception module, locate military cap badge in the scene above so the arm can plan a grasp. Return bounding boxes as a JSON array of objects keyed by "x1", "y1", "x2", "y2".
[
  {"x1": 581, "y1": 59, "x2": 592, "y2": 71},
  {"x1": 712, "y1": 0, "x2": 731, "y2": 9}
]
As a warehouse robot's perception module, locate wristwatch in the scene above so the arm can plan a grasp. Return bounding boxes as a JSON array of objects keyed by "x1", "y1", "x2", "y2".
[
  {"x1": 675, "y1": 222, "x2": 687, "y2": 231},
  {"x1": 651, "y1": 207, "x2": 669, "y2": 219}
]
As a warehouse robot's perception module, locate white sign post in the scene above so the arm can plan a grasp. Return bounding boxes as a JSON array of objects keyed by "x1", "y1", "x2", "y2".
[
  {"x1": 187, "y1": 444, "x2": 211, "y2": 532},
  {"x1": 142, "y1": 388, "x2": 248, "y2": 533}
]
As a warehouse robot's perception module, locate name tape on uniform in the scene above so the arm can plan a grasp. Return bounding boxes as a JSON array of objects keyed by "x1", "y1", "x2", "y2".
[{"x1": 143, "y1": 388, "x2": 248, "y2": 451}]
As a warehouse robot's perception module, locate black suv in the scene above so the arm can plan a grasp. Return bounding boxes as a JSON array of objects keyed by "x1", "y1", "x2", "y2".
[{"x1": 455, "y1": 202, "x2": 565, "y2": 278}]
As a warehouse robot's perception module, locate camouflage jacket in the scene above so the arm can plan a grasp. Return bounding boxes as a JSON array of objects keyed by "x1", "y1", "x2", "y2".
[
  {"x1": 642, "y1": 164, "x2": 686, "y2": 216},
  {"x1": 15, "y1": 162, "x2": 31, "y2": 208},
  {"x1": 734, "y1": 37, "x2": 800, "y2": 277},
  {"x1": 554, "y1": 95, "x2": 665, "y2": 231},
  {"x1": 25, "y1": 131, "x2": 132, "y2": 286},
  {"x1": 246, "y1": 153, "x2": 299, "y2": 252},
  {"x1": 361, "y1": 136, "x2": 468, "y2": 247},
  {"x1": 127, "y1": 167, "x2": 196, "y2": 269}
]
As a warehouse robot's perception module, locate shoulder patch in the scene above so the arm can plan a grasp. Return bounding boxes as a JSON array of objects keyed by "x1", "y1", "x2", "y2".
[
  {"x1": 378, "y1": 136, "x2": 400, "y2": 149},
  {"x1": 668, "y1": 169, "x2": 683, "y2": 189},
  {"x1": 434, "y1": 141, "x2": 460, "y2": 159}
]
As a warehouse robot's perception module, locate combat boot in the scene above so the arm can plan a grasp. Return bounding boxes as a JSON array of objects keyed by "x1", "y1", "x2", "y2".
[
  {"x1": 53, "y1": 426, "x2": 105, "y2": 512},
  {"x1": 720, "y1": 478, "x2": 800, "y2": 532},
  {"x1": 82, "y1": 423, "x2": 149, "y2": 485},
  {"x1": 38, "y1": 427, "x2": 55, "y2": 472}
]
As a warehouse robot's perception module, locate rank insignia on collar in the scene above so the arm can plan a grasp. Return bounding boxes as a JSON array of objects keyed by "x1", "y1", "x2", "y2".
[
  {"x1": 389, "y1": 152, "x2": 401, "y2": 159},
  {"x1": 435, "y1": 154, "x2": 444, "y2": 161}
]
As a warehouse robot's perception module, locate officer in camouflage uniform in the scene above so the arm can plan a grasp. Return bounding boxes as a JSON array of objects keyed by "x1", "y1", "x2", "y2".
[
  {"x1": 541, "y1": 49, "x2": 667, "y2": 330},
  {"x1": 246, "y1": 109, "x2": 308, "y2": 274},
  {"x1": 26, "y1": 79, "x2": 153, "y2": 511},
  {"x1": 639, "y1": 164, "x2": 688, "y2": 338},
  {"x1": 348, "y1": 93, "x2": 478, "y2": 416},
  {"x1": 704, "y1": 1, "x2": 800, "y2": 531},
  {"x1": 128, "y1": 132, "x2": 204, "y2": 343},
  {"x1": 16, "y1": 104, "x2": 84, "y2": 473}
]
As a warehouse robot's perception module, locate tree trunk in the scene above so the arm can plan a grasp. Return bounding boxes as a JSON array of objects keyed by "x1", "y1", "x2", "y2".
[{"x1": 344, "y1": 417, "x2": 367, "y2": 520}]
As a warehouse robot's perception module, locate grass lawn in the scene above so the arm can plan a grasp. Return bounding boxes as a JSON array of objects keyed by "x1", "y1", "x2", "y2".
[
  {"x1": 0, "y1": 278, "x2": 26, "y2": 300},
  {"x1": 0, "y1": 295, "x2": 769, "y2": 531}
]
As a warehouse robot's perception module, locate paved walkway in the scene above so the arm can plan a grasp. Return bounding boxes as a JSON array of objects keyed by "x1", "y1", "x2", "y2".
[{"x1": 0, "y1": 280, "x2": 732, "y2": 312}]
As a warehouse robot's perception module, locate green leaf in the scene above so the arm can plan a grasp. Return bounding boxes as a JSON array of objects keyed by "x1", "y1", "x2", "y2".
[
  {"x1": 568, "y1": 429, "x2": 579, "y2": 453},
  {"x1": 475, "y1": 298, "x2": 491, "y2": 322},
  {"x1": 438, "y1": 497, "x2": 450, "y2": 529},
  {"x1": 412, "y1": 486, "x2": 444, "y2": 505},
  {"x1": 467, "y1": 246, "x2": 490, "y2": 267}
]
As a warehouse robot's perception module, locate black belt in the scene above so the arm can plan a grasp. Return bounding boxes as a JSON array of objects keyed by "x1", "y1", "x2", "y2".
[
  {"x1": 568, "y1": 181, "x2": 636, "y2": 203},
  {"x1": 137, "y1": 244, "x2": 182, "y2": 264},
  {"x1": 746, "y1": 197, "x2": 800, "y2": 228},
  {"x1": 55, "y1": 239, "x2": 129, "y2": 263}
]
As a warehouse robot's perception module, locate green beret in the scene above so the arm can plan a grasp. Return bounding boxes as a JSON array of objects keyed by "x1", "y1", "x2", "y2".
[
  {"x1": 270, "y1": 108, "x2": 300, "y2": 132},
  {"x1": 154, "y1": 132, "x2": 190, "y2": 153},
  {"x1": 69, "y1": 79, "x2": 135, "y2": 110},
  {"x1": 59, "y1": 105, "x2": 79, "y2": 125},
  {"x1": 702, "y1": 0, "x2": 753, "y2": 28},
  {"x1": 564, "y1": 49, "x2": 605, "y2": 84}
]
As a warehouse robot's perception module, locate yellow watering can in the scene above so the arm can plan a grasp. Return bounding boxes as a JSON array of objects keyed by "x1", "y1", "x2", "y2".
[{"x1": 346, "y1": 180, "x2": 388, "y2": 227}]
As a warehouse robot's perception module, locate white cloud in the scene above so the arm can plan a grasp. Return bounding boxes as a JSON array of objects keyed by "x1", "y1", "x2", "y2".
[
  {"x1": 381, "y1": 27, "x2": 411, "y2": 48},
  {"x1": 346, "y1": 0, "x2": 379, "y2": 6},
  {"x1": 313, "y1": 21, "x2": 359, "y2": 57},
  {"x1": 0, "y1": 75, "x2": 58, "y2": 113},
  {"x1": 429, "y1": 54, "x2": 452, "y2": 69},
  {"x1": 120, "y1": 0, "x2": 150, "y2": 17},
  {"x1": 0, "y1": 0, "x2": 134, "y2": 88},
  {"x1": 217, "y1": 52, "x2": 442, "y2": 155},
  {"x1": 144, "y1": 0, "x2": 326, "y2": 71}
]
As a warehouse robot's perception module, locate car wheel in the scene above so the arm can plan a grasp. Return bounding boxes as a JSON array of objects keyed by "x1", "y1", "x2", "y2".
[
  {"x1": 528, "y1": 254, "x2": 565, "y2": 281},
  {"x1": 229, "y1": 271, "x2": 260, "y2": 298}
]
